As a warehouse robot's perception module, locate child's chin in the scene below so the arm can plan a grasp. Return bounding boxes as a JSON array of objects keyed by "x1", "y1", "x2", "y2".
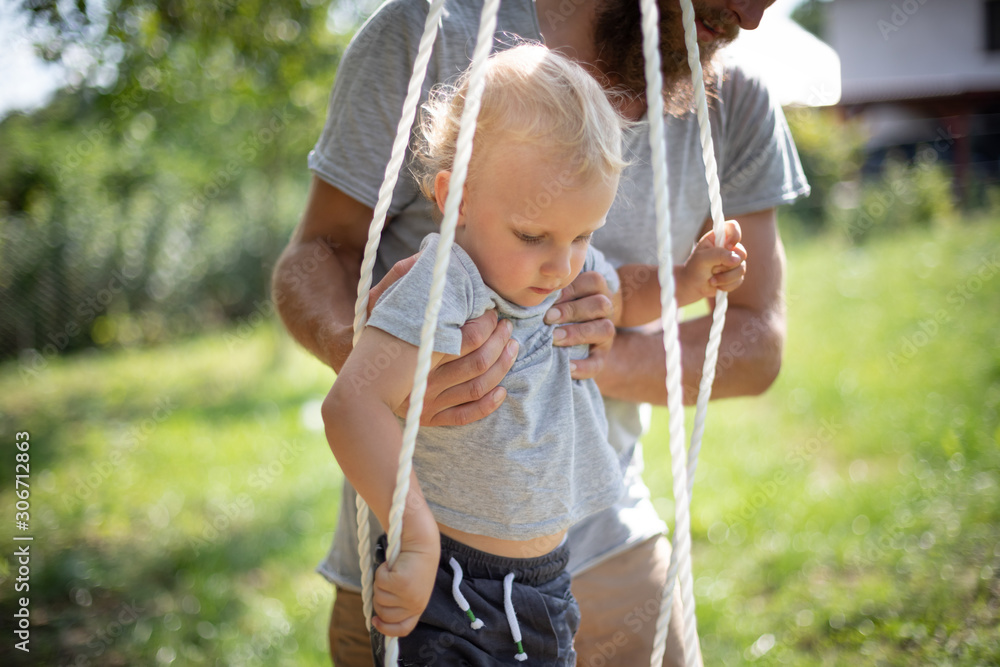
[{"x1": 512, "y1": 292, "x2": 549, "y2": 308}]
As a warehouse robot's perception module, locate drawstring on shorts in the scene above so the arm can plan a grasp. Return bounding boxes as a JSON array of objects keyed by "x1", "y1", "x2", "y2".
[
  {"x1": 449, "y1": 557, "x2": 485, "y2": 629},
  {"x1": 448, "y1": 558, "x2": 529, "y2": 661},
  {"x1": 503, "y1": 572, "x2": 528, "y2": 662}
]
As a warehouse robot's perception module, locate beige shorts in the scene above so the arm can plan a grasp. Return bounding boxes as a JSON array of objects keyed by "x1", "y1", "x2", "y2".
[{"x1": 328, "y1": 535, "x2": 702, "y2": 667}]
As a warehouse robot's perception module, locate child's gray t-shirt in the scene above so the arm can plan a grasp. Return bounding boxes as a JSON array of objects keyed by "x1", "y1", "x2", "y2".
[{"x1": 366, "y1": 233, "x2": 625, "y2": 540}]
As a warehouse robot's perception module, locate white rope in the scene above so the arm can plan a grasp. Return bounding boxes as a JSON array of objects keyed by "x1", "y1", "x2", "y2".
[
  {"x1": 680, "y1": 0, "x2": 730, "y2": 496},
  {"x1": 354, "y1": 493, "x2": 373, "y2": 632},
  {"x1": 651, "y1": 1, "x2": 733, "y2": 665},
  {"x1": 350, "y1": 0, "x2": 448, "y2": 636},
  {"x1": 637, "y1": 0, "x2": 698, "y2": 665},
  {"x1": 382, "y1": 0, "x2": 502, "y2": 663}
]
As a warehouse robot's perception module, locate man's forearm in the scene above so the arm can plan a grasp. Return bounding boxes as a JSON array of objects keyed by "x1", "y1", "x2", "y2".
[
  {"x1": 272, "y1": 236, "x2": 360, "y2": 372},
  {"x1": 596, "y1": 305, "x2": 785, "y2": 406}
]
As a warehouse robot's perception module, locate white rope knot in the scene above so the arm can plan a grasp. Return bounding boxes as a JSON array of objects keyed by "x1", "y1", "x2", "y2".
[{"x1": 449, "y1": 557, "x2": 485, "y2": 629}]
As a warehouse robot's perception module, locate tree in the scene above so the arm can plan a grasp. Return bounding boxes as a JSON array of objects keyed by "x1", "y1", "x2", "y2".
[
  {"x1": 790, "y1": 0, "x2": 828, "y2": 40},
  {"x1": 2, "y1": 0, "x2": 360, "y2": 359}
]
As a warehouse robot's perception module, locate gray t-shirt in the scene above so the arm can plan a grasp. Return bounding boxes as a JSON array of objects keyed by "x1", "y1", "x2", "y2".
[
  {"x1": 310, "y1": 0, "x2": 810, "y2": 588},
  {"x1": 366, "y1": 233, "x2": 625, "y2": 539}
]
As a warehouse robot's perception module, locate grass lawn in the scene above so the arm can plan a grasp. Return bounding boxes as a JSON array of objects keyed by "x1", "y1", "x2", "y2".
[{"x1": 1, "y1": 219, "x2": 998, "y2": 665}]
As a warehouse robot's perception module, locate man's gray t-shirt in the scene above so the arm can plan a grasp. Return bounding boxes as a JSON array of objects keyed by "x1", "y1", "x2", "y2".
[
  {"x1": 309, "y1": 0, "x2": 810, "y2": 588},
  {"x1": 366, "y1": 233, "x2": 625, "y2": 539}
]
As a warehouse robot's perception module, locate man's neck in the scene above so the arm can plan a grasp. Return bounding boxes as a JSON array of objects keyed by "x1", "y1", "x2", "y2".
[{"x1": 534, "y1": 0, "x2": 600, "y2": 67}]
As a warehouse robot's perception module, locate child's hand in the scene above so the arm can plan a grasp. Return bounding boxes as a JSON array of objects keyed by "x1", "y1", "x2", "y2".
[
  {"x1": 678, "y1": 220, "x2": 747, "y2": 303},
  {"x1": 371, "y1": 528, "x2": 441, "y2": 637}
]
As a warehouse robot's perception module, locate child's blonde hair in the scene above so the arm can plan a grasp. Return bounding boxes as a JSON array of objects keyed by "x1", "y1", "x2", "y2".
[{"x1": 414, "y1": 43, "x2": 628, "y2": 200}]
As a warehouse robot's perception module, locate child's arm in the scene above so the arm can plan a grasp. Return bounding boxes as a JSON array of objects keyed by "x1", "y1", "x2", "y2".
[
  {"x1": 322, "y1": 326, "x2": 447, "y2": 638},
  {"x1": 611, "y1": 220, "x2": 747, "y2": 327}
]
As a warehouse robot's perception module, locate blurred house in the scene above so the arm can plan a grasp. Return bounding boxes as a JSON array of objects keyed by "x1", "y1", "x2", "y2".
[{"x1": 826, "y1": 0, "x2": 1000, "y2": 195}]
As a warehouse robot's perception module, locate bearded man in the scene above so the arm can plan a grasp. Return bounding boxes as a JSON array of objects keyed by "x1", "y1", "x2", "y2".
[{"x1": 273, "y1": 0, "x2": 806, "y2": 664}]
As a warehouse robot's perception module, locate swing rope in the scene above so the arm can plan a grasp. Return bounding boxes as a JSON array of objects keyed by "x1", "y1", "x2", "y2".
[
  {"x1": 637, "y1": 0, "x2": 697, "y2": 664},
  {"x1": 681, "y1": 0, "x2": 730, "y2": 497},
  {"x1": 375, "y1": 0, "x2": 501, "y2": 663},
  {"x1": 650, "y1": 0, "x2": 732, "y2": 665},
  {"x1": 350, "y1": 0, "x2": 448, "y2": 635}
]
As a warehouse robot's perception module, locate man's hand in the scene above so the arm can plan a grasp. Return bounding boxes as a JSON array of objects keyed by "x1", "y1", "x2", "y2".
[
  {"x1": 368, "y1": 257, "x2": 519, "y2": 427},
  {"x1": 544, "y1": 270, "x2": 616, "y2": 380}
]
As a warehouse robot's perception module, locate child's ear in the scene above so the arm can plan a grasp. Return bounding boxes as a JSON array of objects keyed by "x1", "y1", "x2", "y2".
[
  {"x1": 434, "y1": 171, "x2": 466, "y2": 222},
  {"x1": 434, "y1": 171, "x2": 451, "y2": 216}
]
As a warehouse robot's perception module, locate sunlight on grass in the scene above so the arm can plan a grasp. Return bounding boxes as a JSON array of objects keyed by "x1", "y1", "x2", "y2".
[
  {"x1": 1, "y1": 326, "x2": 339, "y2": 665},
  {"x1": 643, "y1": 218, "x2": 1000, "y2": 664},
  {"x1": 0, "y1": 220, "x2": 997, "y2": 665}
]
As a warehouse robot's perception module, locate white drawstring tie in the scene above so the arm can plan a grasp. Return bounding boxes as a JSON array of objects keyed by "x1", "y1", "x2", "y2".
[
  {"x1": 503, "y1": 572, "x2": 528, "y2": 661},
  {"x1": 449, "y1": 557, "x2": 485, "y2": 629},
  {"x1": 450, "y1": 558, "x2": 528, "y2": 661}
]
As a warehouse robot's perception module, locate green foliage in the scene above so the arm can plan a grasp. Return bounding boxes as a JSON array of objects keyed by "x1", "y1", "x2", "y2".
[
  {"x1": 790, "y1": 0, "x2": 829, "y2": 39},
  {"x1": 834, "y1": 155, "x2": 958, "y2": 244},
  {"x1": 0, "y1": 325, "x2": 339, "y2": 666},
  {"x1": 781, "y1": 107, "x2": 867, "y2": 236},
  {"x1": 1, "y1": 0, "x2": 357, "y2": 359},
  {"x1": 781, "y1": 108, "x2": 960, "y2": 245},
  {"x1": 644, "y1": 218, "x2": 1000, "y2": 664}
]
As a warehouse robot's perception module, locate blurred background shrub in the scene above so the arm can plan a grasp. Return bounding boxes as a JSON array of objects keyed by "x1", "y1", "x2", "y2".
[
  {"x1": 0, "y1": 0, "x2": 994, "y2": 360},
  {"x1": 780, "y1": 107, "x2": 967, "y2": 244},
  {"x1": 0, "y1": 0, "x2": 356, "y2": 360}
]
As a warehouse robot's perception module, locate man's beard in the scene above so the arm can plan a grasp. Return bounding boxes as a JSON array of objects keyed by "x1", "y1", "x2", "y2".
[{"x1": 593, "y1": 0, "x2": 740, "y2": 115}]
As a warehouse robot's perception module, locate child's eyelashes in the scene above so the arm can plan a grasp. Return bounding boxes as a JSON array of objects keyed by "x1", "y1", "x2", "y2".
[
  {"x1": 515, "y1": 231, "x2": 544, "y2": 245},
  {"x1": 513, "y1": 231, "x2": 593, "y2": 244}
]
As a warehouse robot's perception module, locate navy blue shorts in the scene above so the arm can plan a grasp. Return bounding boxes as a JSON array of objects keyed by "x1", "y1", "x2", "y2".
[{"x1": 371, "y1": 534, "x2": 579, "y2": 666}]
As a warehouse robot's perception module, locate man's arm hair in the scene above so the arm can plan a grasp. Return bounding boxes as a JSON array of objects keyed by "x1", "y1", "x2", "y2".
[{"x1": 272, "y1": 176, "x2": 374, "y2": 372}]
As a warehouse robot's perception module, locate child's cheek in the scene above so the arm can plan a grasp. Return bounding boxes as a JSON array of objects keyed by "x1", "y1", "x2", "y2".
[{"x1": 571, "y1": 251, "x2": 587, "y2": 279}]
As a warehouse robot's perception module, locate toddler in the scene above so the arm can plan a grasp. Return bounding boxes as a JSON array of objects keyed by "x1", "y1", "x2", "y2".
[{"x1": 323, "y1": 44, "x2": 745, "y2": 665}]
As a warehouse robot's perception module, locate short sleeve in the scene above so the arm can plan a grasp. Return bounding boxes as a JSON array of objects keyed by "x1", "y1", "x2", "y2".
[
  {"x1": 718, "y1": 65, "x2": 811, "y2": 217},
  {"x1": 307, "y1": 0, "x2": 428, "y2": 215},
  {"x1": 582, "y1": 244, "x2": 621, "y2": 295},
  {"x1": 366, "y1": 235, "x2": 477, "y2": 355}
]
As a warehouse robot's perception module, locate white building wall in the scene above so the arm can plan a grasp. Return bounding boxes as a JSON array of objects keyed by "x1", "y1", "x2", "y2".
[{"x1": 827, "y1": 0, "x2": 1000, "y2": 102}]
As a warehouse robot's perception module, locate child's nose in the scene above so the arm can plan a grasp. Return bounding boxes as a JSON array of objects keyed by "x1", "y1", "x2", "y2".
[{"x1": 540, "y1": 248, "x2": 572, "y2": 279}]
